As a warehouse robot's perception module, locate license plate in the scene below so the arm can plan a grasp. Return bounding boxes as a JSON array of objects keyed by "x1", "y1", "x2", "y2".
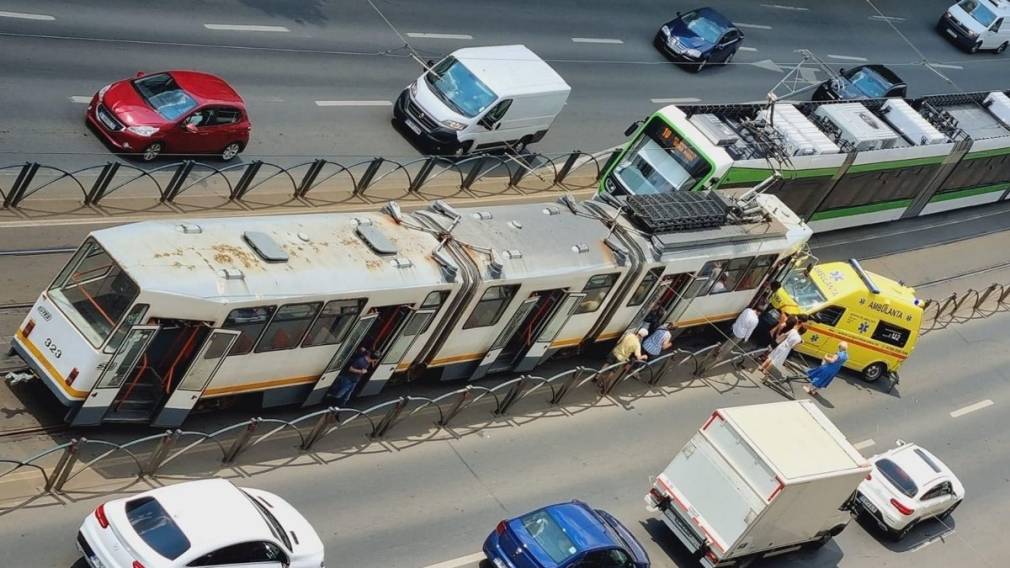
[
  {"x1": 858, "y1": 494, "x2": 878, "y2": 514},
  {"x1": 946, "y1": 28, "x2": 957, "y2": 38},
  {"x1": 404, "y1": 119, "x2": 421, "y2": 135}
]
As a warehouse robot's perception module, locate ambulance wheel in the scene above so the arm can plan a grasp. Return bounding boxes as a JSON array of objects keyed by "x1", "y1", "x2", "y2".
[{"x1": 862, "y1": 362, "x2": 886, "y2": 382}]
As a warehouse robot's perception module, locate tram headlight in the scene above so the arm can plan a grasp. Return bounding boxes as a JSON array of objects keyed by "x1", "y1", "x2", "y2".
[{"x1": 21, "y1": 318, "x2": 35, "y2": 338}]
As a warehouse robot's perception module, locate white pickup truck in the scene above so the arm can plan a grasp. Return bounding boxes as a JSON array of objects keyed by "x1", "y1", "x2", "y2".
[{"x1": 645, "y1": 400, "x2": 869, "y2": 567}]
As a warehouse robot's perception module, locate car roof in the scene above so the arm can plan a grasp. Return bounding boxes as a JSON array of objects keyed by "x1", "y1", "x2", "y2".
[
  {"x1": 529, "y1": 502, "x2": 616, "y2": 551},
  {"x1": 164, "y1": 70, "x2": 245, "y2": 107},
  {"x1": 693, "y1": 7, "x2": 735, "y2": 28},
  {"x1": 880, "y1": 444, "x2": 953, "y2": 489},
  {"x1": 450, "y1": 45, "x2": 569, "y2": 97},
  {"x1": 136, "y1": 479, "x2": 273, "y2": 552}
]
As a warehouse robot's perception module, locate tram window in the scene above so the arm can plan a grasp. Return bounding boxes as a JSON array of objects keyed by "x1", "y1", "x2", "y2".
[
  {"x1": 686, "y1": 260, "x2": 727, "y2": 297},
  {"x1": 103, "y1": 304, "x2": 150, "y2": 353},
  {"x1": 711, "y1": 256, "x2": 754, "y2": 294},
  {"x1": 463, "y1": 285, "x2": 519, "y2": 329},
  {"x1": 627, "y1": 267, "x2": 664, "y2": 307},
  {"x1": 735, "y1": 254, "x2": 777, "y2": 291},
  {"x1": 302, "y1": 298, "x2": 366, "y2": 347},
  {"x1": 416, "y1": 291, "x2": 449, "y2": 334},
  {"x1": 223, "y1": 306, "x2": 276, "y2": 356},
  {"x1": 872, "y1": 321, "x2": 911, "y2": 348},
  {"x1": 48, "y1": 239, "x2": 140, "y2": 348},
  {"x1": 574, "y1": 273, "x2": 620, "y2": 314},
  {"x1": 255, "y1": 302, "x2": 322, "y2": 353}
]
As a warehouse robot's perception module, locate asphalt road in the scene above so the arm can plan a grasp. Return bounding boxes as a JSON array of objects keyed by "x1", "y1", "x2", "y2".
[{"x1": 1, "y1": 0, "x2": 1007, "y2": 171}]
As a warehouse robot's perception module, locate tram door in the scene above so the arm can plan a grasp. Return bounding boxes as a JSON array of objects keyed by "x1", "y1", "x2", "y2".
[
  {"x1": 359, "y1": 308, "x2": 439, "y2": 396},
  {"x1": 471, "y1": 297, "x2": 540, "y2": 381},
  {"x1": 630, "y1": 272, "x2": 693, "y2": 331},
  {"x1": 515, "y1": 292, "x2": 585, "y2": 372},
  {"x1": 71, "y1": 325, "x2": 160, "y2": 427},
  {"x1": 302, "y1": 313, "x2": 378, "y2": 407},
  {"x1": 151, "y1": 330, "x2": 239, "y2": 427}
]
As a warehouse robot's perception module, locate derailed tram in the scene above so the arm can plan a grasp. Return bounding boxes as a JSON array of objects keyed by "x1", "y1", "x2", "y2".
[{"x1": 9, "y1": 190, "x2": 810, "y2": 426}]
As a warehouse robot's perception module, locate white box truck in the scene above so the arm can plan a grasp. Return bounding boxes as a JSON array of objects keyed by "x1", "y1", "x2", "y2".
[
  {"x1": 645, "y1": 400, "x2": 870, "y2": 567},
  {"x1": 394, "y1": 44, "x2": 570, "y2": 156}
]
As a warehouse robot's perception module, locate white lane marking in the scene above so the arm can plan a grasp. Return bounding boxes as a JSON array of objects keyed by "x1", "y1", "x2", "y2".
[
  {"x1": 870, "y1": 15, "x2": 906, "y2": 23},
  {"x1": 735, "y1": 23, "x2": 773, "y2": 30},
  {"x1": 315, "y1": 100, "x2": 392, "y2": 107},
  {"x1": 423, "y1": 552, "x2": 486, "y2": 568},
  {"x1": 739, "y1": 46, "x2": 758, "y2": 52},
  {"x1": 204, "y1": 23, "x2": 290, "y2": 32},
  {"x1": 827, "y1": 54, "x2": 868, "y2": 62},
  {"x1": 406, "y1": 32, "x2": 473, "y2": 40},
  {"x1": 761, "y1": 4, "x2": 809, "y2": 11},
  {"x1": 931, "y1": 63, "x2": 964, "y2": 70},
  {"x1": 69, "y1": 96, "x2": 92, "y2": 104},
  {"x1": 0, "y1": 10, "x2": 55, "y2": 20},
  {"x1": 651, "y1": 97, "x2": 701, "y2": 104},
  {"x1": 572, "y1": 37, "x2": 624, "y2": 44},
  {"x1": 950, "y1": 399, "x2": 994, "y2": 418},
  {"x1": 853, "y1": 438, "x2": 876, "y2": 451}
]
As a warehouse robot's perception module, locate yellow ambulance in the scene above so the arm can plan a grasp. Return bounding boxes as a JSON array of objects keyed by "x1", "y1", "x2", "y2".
[{"x1": 768, "y1": 259, "x2": 922, "y2": 382}]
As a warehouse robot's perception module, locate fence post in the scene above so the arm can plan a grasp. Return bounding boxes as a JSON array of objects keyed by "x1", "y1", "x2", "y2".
[
  {"x1": 223, "y1": 419, "x2": 259, "y2": 464},
  {"x1": 161, "y1": 160, "x2": 194, "y2": 202},
  {"x1": 370, "y1": 397, "x2": 408, "y2": 439},
  {"x1": 550, "y1": 367, "x2": 585, "y2": 405},
  {"x1": 974, "y1": 283, "x2": 999, "y2": 311},
  {"x1": 461, "y1": 156, "x2": 487, "y2": 190},
  {"x1": 230, "y1": 160, "x2": 263, "y2": 201},
  {"x1": 554, "y1": 151, "x2": 582, "y2": 185},
  {"x1": 508, "y1": 157, "x2": 530, "y2": 188},
  {"x1": 1000, "y1": 285, "x2": 1010, "y2": 304},
  {"x1": 301, "y1": 408, "x2": 339, "y2": 451},
  {"x1": 597, "y1": 149, "x2": 622, "y2": 182},
  {"x1": 437, "y1": 387, "x2": 471, "y2": 427},
  {"x1": 494, "y1": 376, "x2": 528, "y2": 416},
  {"x1": 144, "y1": 430, "x2": 180, "y2": 476},
  {"x1": 84, "y1": 162, "x2": 120, "y2": 205},
  {"x1": 409, "y1": 157, "x2": 439, "y2": 193},
  {"x1": 46, "y1": 437, "x2": 82, "y2": 493},
  {"x1": 296, "y1": 159, "x2": 327, "y2": 198},
  {"x1": 600, "y1": 365, "x2": 630, "y2": 396},
  {"x1": 648, "y1": 357, "x2": 674, "y2": 386},
  {"x1": 3, "y1": 162, "x2": 40, "y2": 209},
  {"x1": 354, "y1": 158, "x2": 384, "y2": 196}
]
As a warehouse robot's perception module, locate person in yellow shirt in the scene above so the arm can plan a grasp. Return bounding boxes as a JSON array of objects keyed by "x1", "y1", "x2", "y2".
[{"x1": 608, "y1": 328, "x2": 650, "y2": 365}]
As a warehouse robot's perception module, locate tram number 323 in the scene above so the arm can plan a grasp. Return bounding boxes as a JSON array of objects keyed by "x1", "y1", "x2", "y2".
[{"x1": 44, "y1": 338, "x2": 62, "y2": 359}]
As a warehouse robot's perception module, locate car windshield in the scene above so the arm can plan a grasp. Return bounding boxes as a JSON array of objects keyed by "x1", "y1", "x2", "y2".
[
  {"x1": 848, "y1": 68, "x2": 893, "y2": 98},
  {"x1": 133, "y1": 73, "x2": 198, "y2": 120},
  {"x1": 48, "y1": 239, "x2": 140, "y2": 348},
  {"x1": 612, "y1": 117, "x2": 711, "y2": 194},
  {"x1": 520, "y1": 510, "x2": 579, "y2": 563},
  {"x1": 425, "y1": 56, "x2": 498, "y2": 118},
  {"x1": 124, "y1": 497, "x2": 191, "y2": 560},
  {"x1": 781, "y1": 269, "x2": 827, "y2": 310},
  {"x1": 959, "y1": 0, "x2": 997, "y2": 26},
  {"x1": 242, "y1": 490, "x2": 293, "y2": 551},
  {"x1": 876, "y1": 458, "x2": 918, "y2": 497},
  {"x1": 682, "y1": 12, "x2": 726, "y2": 43}
]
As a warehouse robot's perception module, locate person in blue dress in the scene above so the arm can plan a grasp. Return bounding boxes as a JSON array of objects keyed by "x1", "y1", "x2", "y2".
[{"x1": 804, "y1": 342, "x2": 848, "y2": 396}]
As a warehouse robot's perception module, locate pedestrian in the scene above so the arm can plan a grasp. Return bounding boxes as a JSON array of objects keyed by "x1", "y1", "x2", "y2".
[
  {"x1": 608, "y1": 328, "x2": 650, "y2": 365},
  {"x1": 758, "y1": 320, "x2": 806, "y2": 376},
  {"x1": 642, "y1": 323, "x2": 673, "y2": 358},
  {"x1": 804, "y1": 342, "x2": 848, "y2": 396},
  {"x1": 328, "y1": 347, "x2": 375, "y2": 406},
  {"x1": 695, "y1": 306, "x2": 760, "y2": 375},
  {"x1": 643, "y1": 304, "x2": 666, "y2": 334}
]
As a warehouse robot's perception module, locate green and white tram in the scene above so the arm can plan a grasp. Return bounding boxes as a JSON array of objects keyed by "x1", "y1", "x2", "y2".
[{"x1": 602, "y1": 91, "x2": 1010, "y2": 231}]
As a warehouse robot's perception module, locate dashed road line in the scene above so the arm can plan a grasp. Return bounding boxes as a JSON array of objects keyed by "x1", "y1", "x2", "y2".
[
  {"x1": 204, "y1": 23, "x2": 290, "y2": 32},
  {"x1": 407, "y1": 32, "x2": 473, "y2": 40},
  {"x1": 572, "y1": 37, "x2": 624, "y2": 44},
  {"x1": 69, "y1": 96, "x2": 92, "y2": 104},
  {"x1": 0, "y1": 11, "x2": 55, "y2": 21},
  {"x1": 761, "y1": 4, "x2": 809, "y2": 11},
  {"x1": 651, "y1": 97, "x2": 701, "y2": 104},
  {"x1": 930, "y1": 62, "x2": 964, "y2": 70},
  {"x1": 950, "y1": 399, "x2": 994, "y2": 418},
  {"x1": 315, "y1": 100, "x2": 392, "y2": 107},
  {"x1": 853, "y1": 439, "x2": 876, "y2": 451},
  {"x1": 423, "y1": 552, "x2": 486, "y2": 568},
  {"x1": 739, "y1": 46, "x2": 759, "y2": 52},
  {"x1": 870, "y1": 15, "x2": 906, "y2": 23},
  {"x1": 735, "y1": 23, "x2": 773, "y2": 30},
  {"x1": 827, "y1": 54, "x2": 868, "y2": 62}
]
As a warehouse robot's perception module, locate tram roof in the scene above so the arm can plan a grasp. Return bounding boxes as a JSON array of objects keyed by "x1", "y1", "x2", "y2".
[{"x1": 92, "y1": 211, "x2": 448, "y2": 303}]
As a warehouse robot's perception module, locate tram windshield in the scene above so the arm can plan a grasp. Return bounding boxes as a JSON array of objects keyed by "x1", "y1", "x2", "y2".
[
  {"x1": 611, "y1": 117, "x2": 711, "y2": 195},
  {"x1": 48, "y1": 239, "x2": 140, "y2": 347}
]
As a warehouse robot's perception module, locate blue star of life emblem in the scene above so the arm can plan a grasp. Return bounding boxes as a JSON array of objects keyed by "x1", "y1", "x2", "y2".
[
  {"x1": 829, "y1": 270, "x2": 845, "y2": 282},
  {"x1": 858, "y1": 321, "x2": 870, "y2": 334},
  {"x1": 809, "y1": 334, "x2": 820, "y2": 342}
]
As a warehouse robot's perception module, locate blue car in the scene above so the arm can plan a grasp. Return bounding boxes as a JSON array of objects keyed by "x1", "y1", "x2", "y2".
[
  {"x1": 654, "y1": 7, "x2": 744, "y2": 72},
  {"x1": 483, "y1": 501, "x2": 649, "y2": 568}
]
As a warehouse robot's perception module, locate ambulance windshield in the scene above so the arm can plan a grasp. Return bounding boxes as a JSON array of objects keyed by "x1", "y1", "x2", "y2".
[{"x1": 782, "y1": 269, "x2": 827, "y2": 310}]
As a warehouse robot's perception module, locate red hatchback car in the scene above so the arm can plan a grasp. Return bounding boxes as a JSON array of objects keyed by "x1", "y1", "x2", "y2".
[{"x1": 86, "y1": 70, "x2": 251, "y2": 161}]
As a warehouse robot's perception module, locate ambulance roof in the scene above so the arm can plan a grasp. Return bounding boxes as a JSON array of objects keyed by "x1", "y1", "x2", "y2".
[{"x1": 809, "y1": 261, "x2": 918, "y2": 309}]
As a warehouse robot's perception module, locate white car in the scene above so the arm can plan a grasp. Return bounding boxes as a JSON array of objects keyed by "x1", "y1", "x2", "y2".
[
  {"x1": 853, "y1": 441, "x2": 965, "y2": 540},
  {"x1": 77, "y1": 478, "x2": 324, "y2": 568}
]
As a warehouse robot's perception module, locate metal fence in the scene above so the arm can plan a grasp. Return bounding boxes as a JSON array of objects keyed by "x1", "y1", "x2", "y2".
[
  {"x1": 919, "y1": 281, "x2": 1010, "y2": 335},
  {"x1": 0, "y1": 149, "x2": 620, "y2": 211}
]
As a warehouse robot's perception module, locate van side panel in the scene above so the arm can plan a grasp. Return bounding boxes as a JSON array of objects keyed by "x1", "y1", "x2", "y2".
[{"x1": 499, "y1": 91, "x2": 569, "y2": 139}]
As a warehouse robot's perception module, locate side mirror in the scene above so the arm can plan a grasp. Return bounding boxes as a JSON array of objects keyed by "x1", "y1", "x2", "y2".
[
  {"x1": 838, "y1": 67, "x2": 846, "y2": 75},
  {"x1": 135, "y1": 71, "x2": 145, "y2": 78},
  {"x1": 676, "y1": 11, "x2": 682, "y2": 17},
  {"x1": 426, "y1": 59, "x2": 435, "y2": 68},
  {"x1": 623, "y1": 120, "x2": 644, "y2": 137},
  {"x1": 184, "y1": 123, "x2": 198, "y2": 133}
]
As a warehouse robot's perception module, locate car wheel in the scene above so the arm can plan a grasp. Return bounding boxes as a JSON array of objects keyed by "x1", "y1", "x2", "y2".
[
  {"x1": 142, "y1": 142, "x2": 163, "y2": 162},
  {"x1": 453, "y1": 141, "x2": 474, "y2": 157},
  {"x1": 971, "y1": 41, "x2": 981, "y2": 53},
  {"x1": 939, "y1": 500, "x2": 961, "y2": 519},
  {"x1": 220, "y1": 142, "x2": 242, "y2": 161},
  {"x1": 696, "y1": 58, "x2": 709, "y2": 72},
  {"x1": 512, "y1": 136, "x2": 530, "y2": 154},
  {"x1": 997, "y1": 42, "x2": 1009, "y2": 54},
  {"x1": 862, "y1": 362, "x2": 886, "y2": 382},
  {"x1": 725, "y1": 50, "x2": 735, "y2": 65}
]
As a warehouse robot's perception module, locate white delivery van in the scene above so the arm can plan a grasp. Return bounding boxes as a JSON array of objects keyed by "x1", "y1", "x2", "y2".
[
  {"x1": 394, "y1": 45, "x2": 571, "y2": 155},
  {"x1": 645, "y1": 400, "x2": 870, "y2": 567},
  {"x1": 938, "y1": 0, "x2": 1010, "y2": 53}
]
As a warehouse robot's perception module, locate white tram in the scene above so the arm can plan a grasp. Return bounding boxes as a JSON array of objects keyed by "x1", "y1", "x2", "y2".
[{"x1": 10, "y1": 191, "x2": 810, "y2": 426}]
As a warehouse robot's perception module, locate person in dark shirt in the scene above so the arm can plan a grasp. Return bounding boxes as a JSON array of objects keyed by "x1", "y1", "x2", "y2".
[{"x1": 328, "y1": 347, "x2": 376, "y2": 406}]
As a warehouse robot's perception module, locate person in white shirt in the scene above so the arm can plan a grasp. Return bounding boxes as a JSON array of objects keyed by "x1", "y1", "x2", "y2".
[{"x1": 695, "y1": 307, "x2": 761, "y2": 376}]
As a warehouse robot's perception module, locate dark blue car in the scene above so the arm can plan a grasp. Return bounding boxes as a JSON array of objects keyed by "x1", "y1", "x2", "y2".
[
  {"x1": 654, "y1": 7, "x2": 744, "y2": 72},
  {"x1": 483, "y1": 501, "x2": 649, "y2": 568}
]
